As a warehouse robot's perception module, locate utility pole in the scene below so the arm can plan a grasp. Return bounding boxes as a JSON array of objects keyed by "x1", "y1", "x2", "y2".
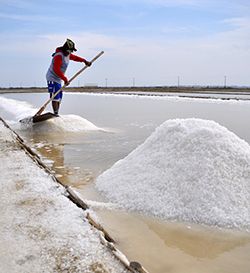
[
  {"x1": 132, "y1": 77, "x2": 135, "y2": 87},
  {"x1": 105, "y1": 78, "x2": 108, "y2": 88},
  {"x1": 177, "y1": 76, "x2": 180, "y2": 88},
  {"x1": 224, "y1": 75, "x2": 227, "y2": 88}
]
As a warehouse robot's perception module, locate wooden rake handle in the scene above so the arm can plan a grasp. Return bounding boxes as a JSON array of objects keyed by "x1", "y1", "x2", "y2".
[{"x1": 35, "y1": 51, "x2": 104, "y2": 116}]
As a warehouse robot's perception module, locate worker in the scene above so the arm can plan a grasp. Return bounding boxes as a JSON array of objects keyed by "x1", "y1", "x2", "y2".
[{"x1": 46, "y1": 38, "x2": 91, "y2": 115}]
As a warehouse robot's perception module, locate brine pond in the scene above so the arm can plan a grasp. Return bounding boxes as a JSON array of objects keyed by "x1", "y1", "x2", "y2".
[{"x1": 1, "y1": 91, "x2": 250, "y2": 273}]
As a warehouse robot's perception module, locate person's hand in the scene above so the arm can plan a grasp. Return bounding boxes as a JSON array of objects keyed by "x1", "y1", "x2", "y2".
[
  {"x1": 64, "y1": 78, "x2": 69, "y2": 86},
  {"x1": 84, "y1": 60, "x2": 92, "y2": 67}
]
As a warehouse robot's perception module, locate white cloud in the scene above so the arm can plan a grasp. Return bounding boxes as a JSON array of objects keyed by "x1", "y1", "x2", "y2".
[
  {"x1": 145, "y1": 0, "x2": 207, "y2": 7},
  {"x1": 0, "y1": 0, "x2": 36, "y2": 9},
  {"x1": 223, "y1": 17, "x2": 250, "y2": 29},
  {"x1": 0, "y1": 12, "x2": 56, "y2": 22}
]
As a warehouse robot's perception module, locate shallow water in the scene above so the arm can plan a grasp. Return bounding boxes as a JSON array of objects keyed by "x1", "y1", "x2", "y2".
[
  {"x1": 96, "y1": 210, "x2": 250, "y2": 273},
  {"x1": 1, "y1": 92, "x2": 250, "y2": 272}
]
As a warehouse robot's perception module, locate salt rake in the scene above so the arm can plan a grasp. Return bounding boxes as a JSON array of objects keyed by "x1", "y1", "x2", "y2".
[{"x1": 20, "y1": 51, "x2": 104, "y2": 124}]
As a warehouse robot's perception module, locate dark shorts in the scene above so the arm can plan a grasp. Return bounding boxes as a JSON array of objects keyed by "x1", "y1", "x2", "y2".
[{"x1": 47, "y1": 81, "x2": 63, "y2": 101}]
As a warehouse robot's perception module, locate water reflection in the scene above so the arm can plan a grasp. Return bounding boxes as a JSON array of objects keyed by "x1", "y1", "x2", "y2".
[
  {"x1": 35, "y1": 141, "x2": 95, "y2": 188},
  {"x1": 146, "y1": 219, "x2": 250, "y2": 259},
  {"x1": 96, "y1": 210, "x2": 250, "y2": 273}
]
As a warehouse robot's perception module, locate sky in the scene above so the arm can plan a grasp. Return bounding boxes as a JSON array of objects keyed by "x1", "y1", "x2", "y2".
[{"x1": 0, "y1": 0, "x2": 250, "y2": 87}]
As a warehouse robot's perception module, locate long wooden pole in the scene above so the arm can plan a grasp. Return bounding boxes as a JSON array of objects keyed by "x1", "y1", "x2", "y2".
[{"x1": 35, "y1": 51, "x2": 104, "y2": 116}]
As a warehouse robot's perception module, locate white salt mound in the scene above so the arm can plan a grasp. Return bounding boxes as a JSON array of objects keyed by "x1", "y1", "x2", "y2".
[
  {"x1": 33, "y1": 114, "x2": 100, "y2": 132},
  {"x1": 0, "y1": 97, "x2": 101, "y2": 132},
  {"x1": 96, "y1": 118, "x2": 250, "y2": 230}
]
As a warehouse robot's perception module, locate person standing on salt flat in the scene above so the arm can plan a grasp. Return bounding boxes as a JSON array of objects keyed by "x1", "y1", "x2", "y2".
[{"x1": 46, "y1": 39, "x2": 91, "y2": 116}]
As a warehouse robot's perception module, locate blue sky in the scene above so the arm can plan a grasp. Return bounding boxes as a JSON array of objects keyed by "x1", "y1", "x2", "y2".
[{"x1": 1, "y1": 0, "x2": 250, "y2": 87}]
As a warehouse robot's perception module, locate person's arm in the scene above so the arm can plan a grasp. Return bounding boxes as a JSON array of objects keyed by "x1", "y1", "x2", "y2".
[
  {"x1": 53, "y1": 55, "x2": 68, "y2": 84},
  {"x1": 70, "y1": 54, "x2": 91, "y2": 66}
]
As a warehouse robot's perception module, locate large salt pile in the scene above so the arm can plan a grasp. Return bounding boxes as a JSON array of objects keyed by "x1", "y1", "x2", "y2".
[{"x1": 96, "y1": 119, "x2": 250, "y2": 230}]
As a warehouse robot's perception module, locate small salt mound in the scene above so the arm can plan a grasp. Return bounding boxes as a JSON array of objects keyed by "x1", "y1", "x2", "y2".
[
  {"x1": 31, "y1": 114, "x2": 100, "y2": 132},
  {"x1": 0, "y1": 97, "x2": 101, "y2": 133},
  {"x1": 16, "y1": 113, "x2": 102, "y2": 133},
  {"x1": 96, "y1": 118, "x2": 250, "y2": 231},
  {"x1": 49, "y1": 114, "x2": 100, "y2": 132},
  {"x1": 18, "y1": 114, "x2": 102, "y2": 133}
]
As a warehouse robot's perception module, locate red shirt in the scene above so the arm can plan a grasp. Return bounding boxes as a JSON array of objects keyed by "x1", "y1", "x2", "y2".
[{"x1": 53, "y1": 52, "x2": 86, "y2": 82}]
